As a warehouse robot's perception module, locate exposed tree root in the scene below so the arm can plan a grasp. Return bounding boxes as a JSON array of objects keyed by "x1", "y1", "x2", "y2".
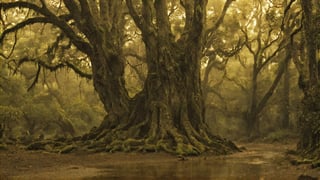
[
  {"x1": 22, "y1": 94, "x2": 240, "y2": 156},
  {"x1": 79, "y1": 114, "x2": 240, "y2": 156}
]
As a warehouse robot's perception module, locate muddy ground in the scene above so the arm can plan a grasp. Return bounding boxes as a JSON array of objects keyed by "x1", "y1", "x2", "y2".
[{"x1": 0, "y1": 142, "x2": 319, "y2": 179}]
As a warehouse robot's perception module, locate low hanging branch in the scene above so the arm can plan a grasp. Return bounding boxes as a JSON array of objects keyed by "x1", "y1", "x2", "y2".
[
  {"x1": 16, "y1": 57, "x2": 92, "y2": 80},
  {"x1": 0, "y1": 2, "x2": 93, "y2": 56},
  {"x1": 0, "y1": 17, "x2": 52, "y2": 43},
  {"x1": 0, "y1": 1, "x2": 94, "y2": 90}
]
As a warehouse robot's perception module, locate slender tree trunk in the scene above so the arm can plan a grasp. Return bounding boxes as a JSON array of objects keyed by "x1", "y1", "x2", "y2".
[
  {"x1": 247, "y1": 66, "x2": 259, "y2": 137},
  {"x1": 281, "y1": 58, "x2": 290, "y2": 129},
  {"x1": 246, "y1": 53, "x2": 290, "y2": 138}
]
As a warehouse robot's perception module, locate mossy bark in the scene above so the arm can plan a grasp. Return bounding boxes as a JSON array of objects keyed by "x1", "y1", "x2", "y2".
[
  {"x1": 78, "y1": 0, "x2": 239, "y2": 156},
  {"x1": 83, "y1": 37, "x2": 239, "y2": 155},
  {"x1": 297, "y1": 88, "x2": 320, "y2": 159},
  {"x1": 297, "y1": 0, "x2": 320, "y2": 160}
]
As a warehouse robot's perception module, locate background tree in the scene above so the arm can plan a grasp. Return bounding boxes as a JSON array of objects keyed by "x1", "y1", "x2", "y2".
[
  {"x1": 238, "y1": 0, "x2": 300, "y2": 138},
  {"x1": 201, "y1": 0, "x2": 302, "y2": 141},
  {"x1": 296, "y1": 0, "x2": 320, "y2": 160}
]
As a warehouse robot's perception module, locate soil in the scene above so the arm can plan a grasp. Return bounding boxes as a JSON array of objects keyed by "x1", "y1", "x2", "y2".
[{"x1": 0, "y1": 141, "x2": 319, "y2": 179}]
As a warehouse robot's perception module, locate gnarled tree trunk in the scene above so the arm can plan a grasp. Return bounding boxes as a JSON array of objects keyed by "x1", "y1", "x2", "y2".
[{"x1": 82, "y1": 0, "x2": 239, "y2": 155}]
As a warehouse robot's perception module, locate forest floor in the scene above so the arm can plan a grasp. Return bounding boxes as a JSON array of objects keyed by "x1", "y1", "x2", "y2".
[{"x1": 0, "y1": 140, "x2": 319, "y2": 179}]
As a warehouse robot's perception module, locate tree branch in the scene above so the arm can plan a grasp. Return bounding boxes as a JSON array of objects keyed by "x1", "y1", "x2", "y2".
[
  {"x1": 126, "y1": 0, "x2": 151, "y2": 35},
  {"x1": 281, "y1": 0, "x2": 297, "y2": 30},
  {"x1": 256, "y1": 51, "x2": 290, "y2": 114},
  {"x1": 16, "y1": 57, "x2": 92, "y2": 79},
  {"x1": 63, "y1": 0, "x2": 81, "y2": 22},
  {"x1": 0, "y1": 2, "x2": 93, "y2": 56},
  {"x1": 0, "y1": 31, "x2": 17, "y2": 59},
  {"x1": 205, "y1": 0, "x2": 234, "y2": 38},
  {"x1": 0, "y1": 17, "x2": 51, "y2": 44},
  {"x1": 27, "y1": 64, "x2": 41, "y2": 91}
]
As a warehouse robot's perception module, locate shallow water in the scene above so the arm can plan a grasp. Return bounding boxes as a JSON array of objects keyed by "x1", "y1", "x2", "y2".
[
  {"x1": 94, "y1": 160, "x2": 269, "y2": 179},
  {"x1": 87, "y1": 144, "x2": 318, "y2": 179}
]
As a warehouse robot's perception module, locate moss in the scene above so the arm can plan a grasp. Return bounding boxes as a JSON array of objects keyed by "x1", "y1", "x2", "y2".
[
  {"x1": 76, "y1": 102, "x2": 240, "y2": 156},
  {"x1": 142, "y1": 144, "x2": 157, "y2": 152},
  {"x1": 156, "y1": 141, "x2": 175, "y2": 154},
  {"x1": 175, "y1": 143, "x2": 200, "y2": 156},
  {"x1": 124, "y1": 138, "x2": 144, "y2": 146},
  {"x1": 109, "y1": 144, "x2": 122, "y2": 153},
  {"x1": 59, "y1": 144, "x2": 77, "y2": 154}
]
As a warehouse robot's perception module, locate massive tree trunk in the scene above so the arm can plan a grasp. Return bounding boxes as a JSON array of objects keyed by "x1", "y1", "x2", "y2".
[{"x1": 81, "y1": 0, "x2": 239, "y2": 155}]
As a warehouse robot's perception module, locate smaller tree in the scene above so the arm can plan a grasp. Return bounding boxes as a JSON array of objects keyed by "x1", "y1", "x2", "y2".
[{"x1": 240, "y1": 0, "x2": 300, "y2": 137}]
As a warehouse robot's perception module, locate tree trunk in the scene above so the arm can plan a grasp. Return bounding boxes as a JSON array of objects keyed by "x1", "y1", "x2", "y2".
[
  {"x1": 90, "y1": 48, "x2": 130, "y2": 129},
  {"x1": 297, "y1": 0, "x2": 320, "y2": 159},
  {"x1": 246, "y1": 67, "x2": 260, "y2": 137},
  {"x1": 280, "y1": 56, "x2": 290, "y2": 129},
  {"x1": 79, "y1": 0, "x2": 239, "y2": 155},
  {"x1": 82, "y1": 37, "x2": 238, "y2": 155}
]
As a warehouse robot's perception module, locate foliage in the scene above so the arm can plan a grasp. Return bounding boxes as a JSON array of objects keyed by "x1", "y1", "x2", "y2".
[{"x1": 0, "y1": 63, "x2": 104, "y2": 141}]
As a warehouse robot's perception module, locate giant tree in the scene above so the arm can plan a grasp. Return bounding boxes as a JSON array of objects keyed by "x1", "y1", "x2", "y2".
[{"x1": 0, "y1": 0, "x2": 239, "y2": 155}]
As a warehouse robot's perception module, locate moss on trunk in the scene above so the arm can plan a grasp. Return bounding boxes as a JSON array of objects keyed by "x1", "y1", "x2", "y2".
[{"x1": 297, "y1": 88, "x2": 320, "y2": 160}]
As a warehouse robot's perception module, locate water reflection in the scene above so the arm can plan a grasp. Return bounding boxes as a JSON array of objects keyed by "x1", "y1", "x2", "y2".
[{"x1": 86, "y1": 157, "x2": 284, "y2": 179}]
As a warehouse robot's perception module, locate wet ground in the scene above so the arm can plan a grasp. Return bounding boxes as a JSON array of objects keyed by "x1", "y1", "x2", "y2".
[{"x1": 1, "y1": 142, "x2": 319, "y2": 179}]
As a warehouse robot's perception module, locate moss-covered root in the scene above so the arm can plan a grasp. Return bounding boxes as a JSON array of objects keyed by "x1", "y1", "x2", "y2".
[{"x1": 85, "y1": 136, "x2": 238, "y2": 156}]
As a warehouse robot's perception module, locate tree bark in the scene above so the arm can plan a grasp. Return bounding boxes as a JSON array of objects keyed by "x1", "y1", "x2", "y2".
[
  {"x1": 280, "y1": 58, "x2": 290, "y2": 129},
  {"x1": 297, "y1": 0, "x2": 320, "y2": 159},
  {"x1": 81, "y1": 0, "x2": 239, "y2": 155},
  {"x1": 246, "y1": 63, "x2": 259, "y2": 137}
]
